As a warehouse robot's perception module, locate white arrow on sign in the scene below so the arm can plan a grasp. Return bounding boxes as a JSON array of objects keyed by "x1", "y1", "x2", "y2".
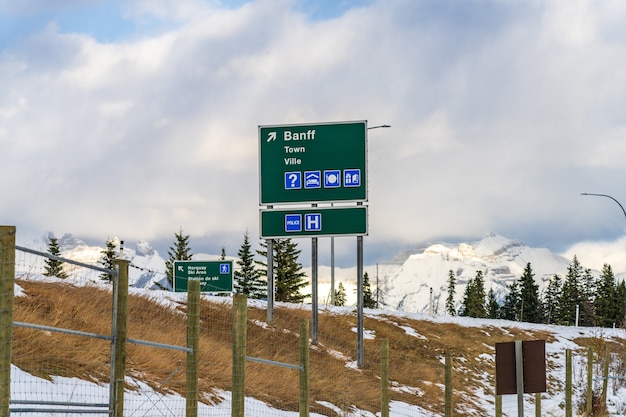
[
  {"x1": 267, "y1": 131, "x2": 277, "y2": 142},
  {"x1": 178, "y1": 266, "x2": 184, "y2": 271}
]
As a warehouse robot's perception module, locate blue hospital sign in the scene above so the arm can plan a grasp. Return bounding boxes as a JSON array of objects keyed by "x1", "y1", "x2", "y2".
[{"x1": 305, "y1": 213, "x2": 322, "y2": 232}]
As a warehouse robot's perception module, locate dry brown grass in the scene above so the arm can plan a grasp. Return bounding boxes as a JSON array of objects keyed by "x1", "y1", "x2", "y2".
[{"x1": 12, "y1": 279, "x2": 626, "y2": 416}]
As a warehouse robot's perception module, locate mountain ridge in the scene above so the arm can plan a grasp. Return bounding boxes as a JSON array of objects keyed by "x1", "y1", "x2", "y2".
[{"x1": 38, "y1": 232, "x2": 624, "y2": 314}]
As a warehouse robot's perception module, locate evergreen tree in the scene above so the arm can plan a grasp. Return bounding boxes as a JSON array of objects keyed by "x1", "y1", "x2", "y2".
[
  {"x1": 518, "y1": 262, "x2": 542, "y2": 323},
  {"x1": 334, "y1": 282, "x2": 347, "y2": 306},
  {"x1": 234, "y1": 231, "x2": 266, "y2": 299},
  {"x1": 596, "y1": 264, "x2": 618, "y2": 328},
  {"x1": 363, "y1": 272, "x2": 376, "y2": 308},
  {"x1": 460, "y1": 271, "x2": 486, "y2": 318},
  {"x1": 446, "y1": 270, "x2": 456, "y2": 316},
  {"x1": 616, "y1": 280, "x2": 626, "y2": 328},
  {"x1": 557, "y1": 255, "x2": 584, "y2": 326},
  {"x1": 499, "y1": 281, "x2": 521, "y2": 321},
  {"x1": 98, "y1": 239, "x2": 117, "y2": 282},
  {"x1": 542, "y1": 274, "x2": 562, "y2": 324},
  {"x1": 219, "y1": 247, "x2": 227, "y2": 260},
  {"x1": 579, "y1": 267, "x2": 597, "y2": 326},
  {"x1": 487, "y1": 288, "x2": 499, "y2": 319},
  {"x1": 43, "y1": 234, "x2": 69, "y2": 279},
  {"x1": 256, "y1": 238, "x2": 308, "y2": 303},
  {"x1": 165, "y1": 228, "x2": 193, "y2": 288}
]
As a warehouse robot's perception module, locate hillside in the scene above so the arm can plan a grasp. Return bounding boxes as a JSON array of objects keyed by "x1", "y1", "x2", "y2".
[{"x1": 10, "y1": 275, "x2": 626, "y2": 416}]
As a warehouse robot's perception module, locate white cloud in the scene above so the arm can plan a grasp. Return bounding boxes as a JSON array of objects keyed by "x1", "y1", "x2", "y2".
[{"x1": 3, "y1": 0, "x2": 626, "y2": 267}]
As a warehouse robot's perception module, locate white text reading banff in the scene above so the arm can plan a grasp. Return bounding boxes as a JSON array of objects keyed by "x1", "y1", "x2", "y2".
[{"x1": 284, "y1": 130, "x2": 316, "y2": 141}]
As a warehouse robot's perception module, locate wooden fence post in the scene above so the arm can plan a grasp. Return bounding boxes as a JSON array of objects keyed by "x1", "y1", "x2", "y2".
[
  {"x1": 586, "y1": 347, "x2": 593, "y2": 416},
  {"x1": 565, "y1": 349, "x2": 572, "y2": 417},
  {"x1": 445, "y1": 355, "x2": 452, "y2": 417},
  {"x1": 112, "y1": 259, "x2": 129, "y2": 417},
  {"x1": 299, "y1": 319, "x2": 309, "y2": 417},
  {"x1": 381, "y1": 339, "x2": 389, "y2": 417},
  {"x1": 232, "y1": 294, "x2": 247, "y2": 417},
  {"x1": 0, "y1": 226, "x2": 16, "y2": 417},
  {"x1": 186, "y1": 280, "x2": 200, "y2": 417},
  {"x1": 602, "y1": 345, "x2": 610, "y2": 404}
]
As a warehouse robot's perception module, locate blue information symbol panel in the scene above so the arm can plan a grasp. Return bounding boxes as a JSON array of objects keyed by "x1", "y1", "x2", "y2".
[
  {"x1": 343, "y1": 169, "x2": 361, "y2": 187},
  {"x1": 220, "y1": 263, "x2": 230, "y2": 274},
  {"x1": 285, "y1": 172, "x2": 302, "y2": 189},
  {"x1": 285, "y1": 214, "x2": 302, "y2": 232},
  {"x1": 304, "y1": 171, "x2": 321, "y2": 189},
  {"x1": 324, "y1": 170, "x2": 341, "y2": 188}
]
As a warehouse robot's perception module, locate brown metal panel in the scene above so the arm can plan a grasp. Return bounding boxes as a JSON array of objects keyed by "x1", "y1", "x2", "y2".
[
  {"x1": 522, "y1": 340, "x2": 547, "y2": 393},
  {"x1": 495, "y1": 340, "x2": 547, "y2": 395},
  {"x1": 495, "y1": 342, "x2": 517, "y2": 395}
]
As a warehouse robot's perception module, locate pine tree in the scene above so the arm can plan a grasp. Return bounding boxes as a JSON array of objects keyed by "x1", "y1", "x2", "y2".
[
  {"x1": 334, "y1": 282, "x2": 347, "y2": 306},
  {"x1": 557, "y1": 255, "x2": 584, "y2": 326},
  {"x1": 363, "y1": 272, "x2": 376, "y2": 308},
  {"x1": 446, "y1": 270, "x2": 456, "y2": 316},
  {"x1": 256, "y1": 238, "x2": 308, "y2": 303},
  {"x1": 219, "y1": 247, "x2": 227, "y2": 260},
  {"x1": 616, "y1": 280, "x2": 626, "y2": 328},
  {"x1": 500, "y1": 282, "x2": 521, "y2": 321},
  {"x1": 518, "y1": 263, "x2": 542, "y2": 323},
  {"x1": 596, "y1": 264, "x2": 618, "y2": 328},
  {"x1": 165, "y1": 228, "x2": 193, "y2": 288},
  {"x1": 579, "y1": 267, "x2": 597, "y2": 326},
  {"x1": 234, "y1": 231, "x2": 266, "y2": 299},
  {"x1": 542, "y1": 274, "x2": 562, "y2": 324},
  {"x1": 460, "y1": 271, "x2": 486, "y2": 318},
  {"x1": 43, "y1": 234, "x2": 69, "y2": 279},
  {"x1": 487, "y1": 288, "x2": 499, "y2": 319},
  {"x1": 99, "y1": 239, "x2": 117, "y2": 282}
]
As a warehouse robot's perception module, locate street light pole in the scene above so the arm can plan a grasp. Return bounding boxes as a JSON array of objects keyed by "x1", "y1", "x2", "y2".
[
  {"x1": 328, "y1": 123, "x2": 391, "y2": 306},
  {"x1": 581, "y1": 193, "x2": 626, "y2": 221},
  {"x1": 354, "y1": 123, "x2": 391, "y2": 368},
  {"x1": 581, "y1": 192, "x2": 626, "y2": 327}
]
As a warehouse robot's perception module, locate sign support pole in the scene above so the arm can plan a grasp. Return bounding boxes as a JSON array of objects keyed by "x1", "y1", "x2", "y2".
[
  {"x1": 515, "y1": 340, "x2": 524, "y2": 417},
  {"x1": 312, "y1": 237, "x2": 318, "y2": 342},
  {"x1": 357, "y1": 234, "x2": 364, "y2": 368},
  {"x1": 267, "y1": 238, "x2": 274, "y2": 323}
]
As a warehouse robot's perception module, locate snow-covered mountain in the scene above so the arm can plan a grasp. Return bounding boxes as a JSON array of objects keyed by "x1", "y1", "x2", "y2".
[
  {"x1": 51, "y1": 232, "x2": 617, "y2": 314},
  {"x1": 54, "y1": 233, "x2": 168, "y2": 289},
  {"x1": 377, "y1": 233, "x2": 573, "y2": 314}
]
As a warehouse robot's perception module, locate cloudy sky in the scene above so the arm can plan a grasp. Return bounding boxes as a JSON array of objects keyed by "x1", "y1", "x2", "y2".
[{"x1": 2, "y1": 0, "x2": 626, "y2": 270}]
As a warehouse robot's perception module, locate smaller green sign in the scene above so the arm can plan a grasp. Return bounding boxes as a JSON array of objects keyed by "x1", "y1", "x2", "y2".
[
  {"x1": 173, "y1": 260, "x2": 233, "y2": 293},
  {"x1": 260, "y1": 206, "x2": 367, "y2": 238}
]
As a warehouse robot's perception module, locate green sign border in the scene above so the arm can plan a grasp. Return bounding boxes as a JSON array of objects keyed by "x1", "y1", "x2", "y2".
[
  {"x1": 259, "y1": 206, "x2": 368, "y2": 238},
  {"x1": 173, "y1": 260, "x2": 233, "y2": 293},
  {"x1": 258, "y1": 121, "x2": 367, "y2": 205}
]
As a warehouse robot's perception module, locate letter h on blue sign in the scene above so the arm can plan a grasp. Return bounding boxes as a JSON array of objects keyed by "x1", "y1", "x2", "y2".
[{"x1": 305, "y1": 213, "x2": 322, "y2": 232}]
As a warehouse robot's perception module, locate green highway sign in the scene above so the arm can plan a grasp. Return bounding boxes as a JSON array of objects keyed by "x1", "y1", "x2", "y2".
[
  {"x1": 173, "y1": 260, "x2": 233, "y2": 293},
  {"x1": 260, "y1": 206, "x2": 367, "y2": 238},
  {"x1": 258, "y1": 121, "x2": 367, "y2": 205}
]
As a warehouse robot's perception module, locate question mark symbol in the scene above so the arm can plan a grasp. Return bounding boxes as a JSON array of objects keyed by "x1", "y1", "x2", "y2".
[{"x1": 288, "y1": 173, "x2": 298, "y2": 188}]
